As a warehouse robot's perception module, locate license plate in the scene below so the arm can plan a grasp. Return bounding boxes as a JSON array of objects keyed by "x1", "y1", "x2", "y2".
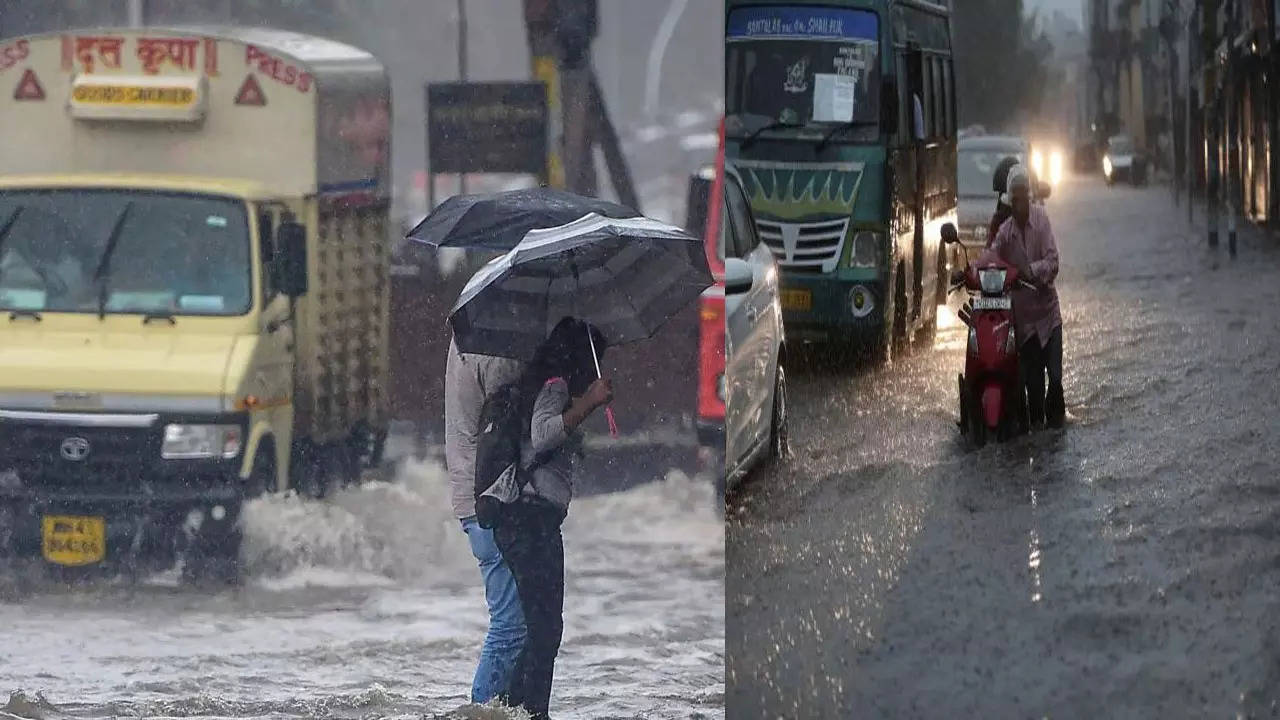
[
  {"x1": 780, "y1": 289, "x2": 812, "y2": 311},
  {"x1": 42, "y1": 515, "x2": 106, "y2": 566},
  {"x1": 972, "y1": 296, "x2": 1011, "y2": 310}
]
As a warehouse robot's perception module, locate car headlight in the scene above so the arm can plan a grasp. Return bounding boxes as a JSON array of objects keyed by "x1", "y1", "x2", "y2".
[
  {"x1": 849, "y1": 284, "x2": 875, "y2": 318},
  {"x1": 1103, "y1": 155, "x2": 1113, "y2": 176},
  {"x1": 715, "y1": 373, "x2": 726, "y2": 403},
  {"x1": 850, "y1": 231, "x2": 881, "y2": 268},
  {"x1": 978, "y1": 268, "x2": 1006, "y2": 294},
  {"x1": 162, "y1": 424, "x2": 242, "y2": 459}
]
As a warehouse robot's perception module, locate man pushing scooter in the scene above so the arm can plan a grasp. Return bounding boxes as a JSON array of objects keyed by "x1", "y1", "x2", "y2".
[{"x1": 985, "y1": 164, "x2": 1064, "y2": 429}]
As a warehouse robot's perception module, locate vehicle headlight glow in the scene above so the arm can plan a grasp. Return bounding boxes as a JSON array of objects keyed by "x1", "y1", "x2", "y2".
[
  {"x1": 849, "y1": 284, "x2": 875, "y2": 318},
  {"x1": 1031, "y1": 148, "x2": 1045, "y2": 179},
  {"x1": 850, "y1": 231, "x2": 881, "y2": 268},
  {"x1": 1049, "y1": 150, "x2": 1064, "y2": 185},
  {"x1": 1103, "y1": 155, "x2": 1113, "y2": 176},
  {"x1": 162, "y1": 424, "x2": 242, "y2": 459},
  {"x1": 979, "y1": 268, "x2": 1007, "y2": 294}
]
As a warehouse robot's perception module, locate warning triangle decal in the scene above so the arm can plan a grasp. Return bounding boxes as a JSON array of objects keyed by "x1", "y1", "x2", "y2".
[
  {"x1": 234, "y1": 74, "x2": 266, "y2": 106},
  {"x1": 13, "y1": 68, "x2": 45, "y2": 101}
]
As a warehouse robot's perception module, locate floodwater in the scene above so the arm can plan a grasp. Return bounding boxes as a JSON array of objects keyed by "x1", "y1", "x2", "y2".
[
  {"x1": 728, "y1": 176, "x2": 1280, "y2": 717},
  {"x1": 1, "y1": 459, "x2": 724, "y2": 720}
]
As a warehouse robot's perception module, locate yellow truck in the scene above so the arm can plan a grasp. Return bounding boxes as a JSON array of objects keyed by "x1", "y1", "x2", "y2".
[{"x1": 0, "y1": 27, "x2": 391, "y2": 581}]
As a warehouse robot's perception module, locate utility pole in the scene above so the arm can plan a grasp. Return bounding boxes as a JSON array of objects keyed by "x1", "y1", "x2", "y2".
[
  {"x1": 127, "y1": 0, "x2": 146, "y2": 26},
  {"x1": 1161, "y1": 0, "x2": 1181, "y2": 207},
  {"x1": 1206, "y1": 0, "x2": 1220, "y2": 248},
  {"x1": 522, "y1": 0, "x2": 640, "y2": 211},
  {"x1": 457, "y1": 0, "x2": 468, "y2": 196}
]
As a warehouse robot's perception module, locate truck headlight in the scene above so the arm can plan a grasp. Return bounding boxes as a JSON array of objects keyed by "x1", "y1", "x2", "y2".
[
  {"x1": 162, "y1": 424, "x2": 242, "y2": 459},
  {"x1": 851, "y1": 231, "x2": 881, "y2": 268},
  {"x1": 849, "y1": 284, "x2": 875, "y2": 317}
]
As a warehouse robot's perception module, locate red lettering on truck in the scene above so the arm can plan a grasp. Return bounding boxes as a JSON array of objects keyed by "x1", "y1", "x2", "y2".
[
  {"x1": 0, "y1": 39, "x2": 29, "y2": 73},
  {"x1": 245, "y1": 45, "x2": 312, "y2": 93}
]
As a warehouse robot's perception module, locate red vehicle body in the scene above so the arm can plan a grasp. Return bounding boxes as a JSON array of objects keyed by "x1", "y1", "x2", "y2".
[
  {"x1": 694, "y1": 121, "x2": 727, "y2": 492},
  {"x1": 955, "y1": 255, "x2": 1029, "y2": 446}
]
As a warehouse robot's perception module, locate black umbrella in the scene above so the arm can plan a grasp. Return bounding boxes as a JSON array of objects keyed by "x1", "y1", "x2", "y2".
[
  {"x1": 405, "y1": 188, "x2": 639, "y2": 252},
  {"x1": 450, "y1": 212, "x2": 711, "y2": 357}
]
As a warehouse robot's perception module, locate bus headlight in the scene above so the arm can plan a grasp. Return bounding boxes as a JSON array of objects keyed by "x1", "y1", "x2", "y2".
[
  {"x1": 849, "y1": 285, "x2": 875, "y2": 318},
  {"x1": 162, "y1": 424, "x2": 242, "y2": 459},
  {"x1": 851, "y1": 231, "x2": 881, "y2": 268}
]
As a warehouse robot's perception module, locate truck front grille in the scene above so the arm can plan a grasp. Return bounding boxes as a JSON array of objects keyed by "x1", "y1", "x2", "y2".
[
  {"x1": 756, "y1": 218, "x2": 850, "y2": 273},
  {"x1": 0, "y1": 422, "x2": 158, "y2": 487}
]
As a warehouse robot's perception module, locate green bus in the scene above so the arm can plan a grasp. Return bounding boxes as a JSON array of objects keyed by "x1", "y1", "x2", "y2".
[{"x1": 725, "y1": 0, "x2": 957, "y2": 363}]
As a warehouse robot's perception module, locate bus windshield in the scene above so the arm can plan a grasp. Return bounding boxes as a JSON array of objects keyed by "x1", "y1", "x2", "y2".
[{"x1": 726, "y1": 6, "x2": 881, "y2": 142}]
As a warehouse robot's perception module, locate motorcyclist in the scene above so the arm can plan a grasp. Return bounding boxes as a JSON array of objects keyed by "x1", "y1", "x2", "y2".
[{"x1": 986, "y1": 164, "x2": 1064, "y2": 429}]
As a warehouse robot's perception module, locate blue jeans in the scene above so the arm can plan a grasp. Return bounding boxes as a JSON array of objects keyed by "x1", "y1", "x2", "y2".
[{"x1": 461, "y1": 516, "x2": 526, "y2": 704}]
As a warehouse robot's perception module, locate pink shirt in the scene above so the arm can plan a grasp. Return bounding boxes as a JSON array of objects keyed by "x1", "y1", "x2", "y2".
[{"x1": 988, "y1": 205, "x2": 1062, "y2": 348}]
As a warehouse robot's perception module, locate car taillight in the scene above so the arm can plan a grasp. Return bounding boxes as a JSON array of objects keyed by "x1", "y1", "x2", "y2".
[{"x1": 697, "y1": 290, "x2": 726, "y2": 421}]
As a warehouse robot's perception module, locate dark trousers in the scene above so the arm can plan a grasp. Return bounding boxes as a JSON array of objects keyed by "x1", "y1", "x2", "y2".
[
  {"x1": 493, "y1": 499, "x2": 566, "y2": 720},
  {"x1": 1019, "y1": 325, "x2": 1064, "y2": 427}
]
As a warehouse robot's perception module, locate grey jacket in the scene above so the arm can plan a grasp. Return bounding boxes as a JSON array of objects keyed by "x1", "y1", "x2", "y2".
[
  {"x1": 520, "y1": 377, "x2": 580, "y2": 510},
  {"x1": 443, "y1": 337, "x2": 523, "y2": 519}
]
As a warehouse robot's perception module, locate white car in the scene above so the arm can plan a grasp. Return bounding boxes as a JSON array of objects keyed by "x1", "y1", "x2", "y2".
[{"x1": 723, "y1": 164, "x2": 787, "y2": 486}]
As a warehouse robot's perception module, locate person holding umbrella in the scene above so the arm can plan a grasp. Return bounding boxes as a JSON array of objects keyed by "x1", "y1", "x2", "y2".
[
  {"x1": 411, "y1": 188, "x2": 712, "y2": 716},
  {"x1": 492, "y1": 317, "x2": 613, "y2": 720}
]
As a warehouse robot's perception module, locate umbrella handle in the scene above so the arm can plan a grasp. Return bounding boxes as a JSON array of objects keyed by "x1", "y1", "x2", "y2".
[{"x1": 587, "y1": 323, "x2": 618, "y2": 438}]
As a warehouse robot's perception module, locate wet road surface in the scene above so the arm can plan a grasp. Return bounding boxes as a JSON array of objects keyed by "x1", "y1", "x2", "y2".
[
  {"x1": 727, "y1": 177, "x2": 1280, "y2": 718},
  {"x1": 1, "y1": 462, "x2": 723, "y2": 720}
]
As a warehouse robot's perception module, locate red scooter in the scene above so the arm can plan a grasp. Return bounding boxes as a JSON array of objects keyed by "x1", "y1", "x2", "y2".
[{"x1": 942, "y1": 224, "x2": 1032, "y2": 447}]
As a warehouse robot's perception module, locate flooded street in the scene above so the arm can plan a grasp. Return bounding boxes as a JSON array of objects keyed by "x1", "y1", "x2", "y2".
[
  {"x1": 727, "y1": 177, "x2": 1280, "y2": 717},
  {"x1": 1, "y1": 461, "x2": 724, "y2": 720}
]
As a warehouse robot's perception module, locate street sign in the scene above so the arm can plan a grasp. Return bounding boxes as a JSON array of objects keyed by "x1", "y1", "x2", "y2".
[{"x1": 426, "y1": 82, "x2": 548, "y2": 176}]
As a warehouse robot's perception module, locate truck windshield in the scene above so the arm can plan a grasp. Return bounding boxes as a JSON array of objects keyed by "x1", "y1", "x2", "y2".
[
  {"x1": 726, "y1": 6, "x2": 881, "y2": 143},
  {"x1": 0, "y1": 190, "x2": 251, "y2": 316}
]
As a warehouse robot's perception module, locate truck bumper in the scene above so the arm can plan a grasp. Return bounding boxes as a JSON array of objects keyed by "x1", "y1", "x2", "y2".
[
  {"x1": 779, "y1": 273, "x2": 887, "y2": 344},
  {"x1": 0, "y1": 476, "x2": 244, "y2": 571},
  {"x1": 0, "y1": 411, "x2": 249, "y2": 570}
]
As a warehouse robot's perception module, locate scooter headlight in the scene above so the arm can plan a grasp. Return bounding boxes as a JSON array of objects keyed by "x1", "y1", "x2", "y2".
[
  {"x1": 979, "y1": 268, "x2": 1007, "y2": 294},
  {"x1": 1005, "y1": 327, "x2": 1018, "y2": 354},
  {"x1": 968, "y1": 327, "x2": 979, "y2": 356},
  {"x1": 1103, "y1": 155, "x2": 1113, "y2": 177}
]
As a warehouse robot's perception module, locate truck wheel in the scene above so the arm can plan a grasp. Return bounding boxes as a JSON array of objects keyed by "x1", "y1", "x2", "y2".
[
  {"x1": 892, "y1": 264, "x2": 910, "y2": 358},
  {"x1": 244, "y1": 446, "x2": 277, "y2": 498},
  {"x1": 295, "y1": 444, "x2": 355, "y2": 500}
]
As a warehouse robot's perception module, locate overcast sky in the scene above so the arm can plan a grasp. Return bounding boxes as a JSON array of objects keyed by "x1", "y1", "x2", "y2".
[{"x1": 1027, "y1": 0, "x2": 1082, "y2": 25}]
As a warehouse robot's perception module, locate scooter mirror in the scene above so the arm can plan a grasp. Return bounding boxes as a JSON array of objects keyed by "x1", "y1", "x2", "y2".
[{"x1": 941, "y1": 222, "x2": 960, "y2": 245}]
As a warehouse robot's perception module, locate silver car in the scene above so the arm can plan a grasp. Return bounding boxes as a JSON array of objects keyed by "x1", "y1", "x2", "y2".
[
  {"x1": 723, "y1": 163, "x2": 788, "y2": 486},
  {"x1": 956, "y1": 135, "x2": 1030, "y2": 252}
]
